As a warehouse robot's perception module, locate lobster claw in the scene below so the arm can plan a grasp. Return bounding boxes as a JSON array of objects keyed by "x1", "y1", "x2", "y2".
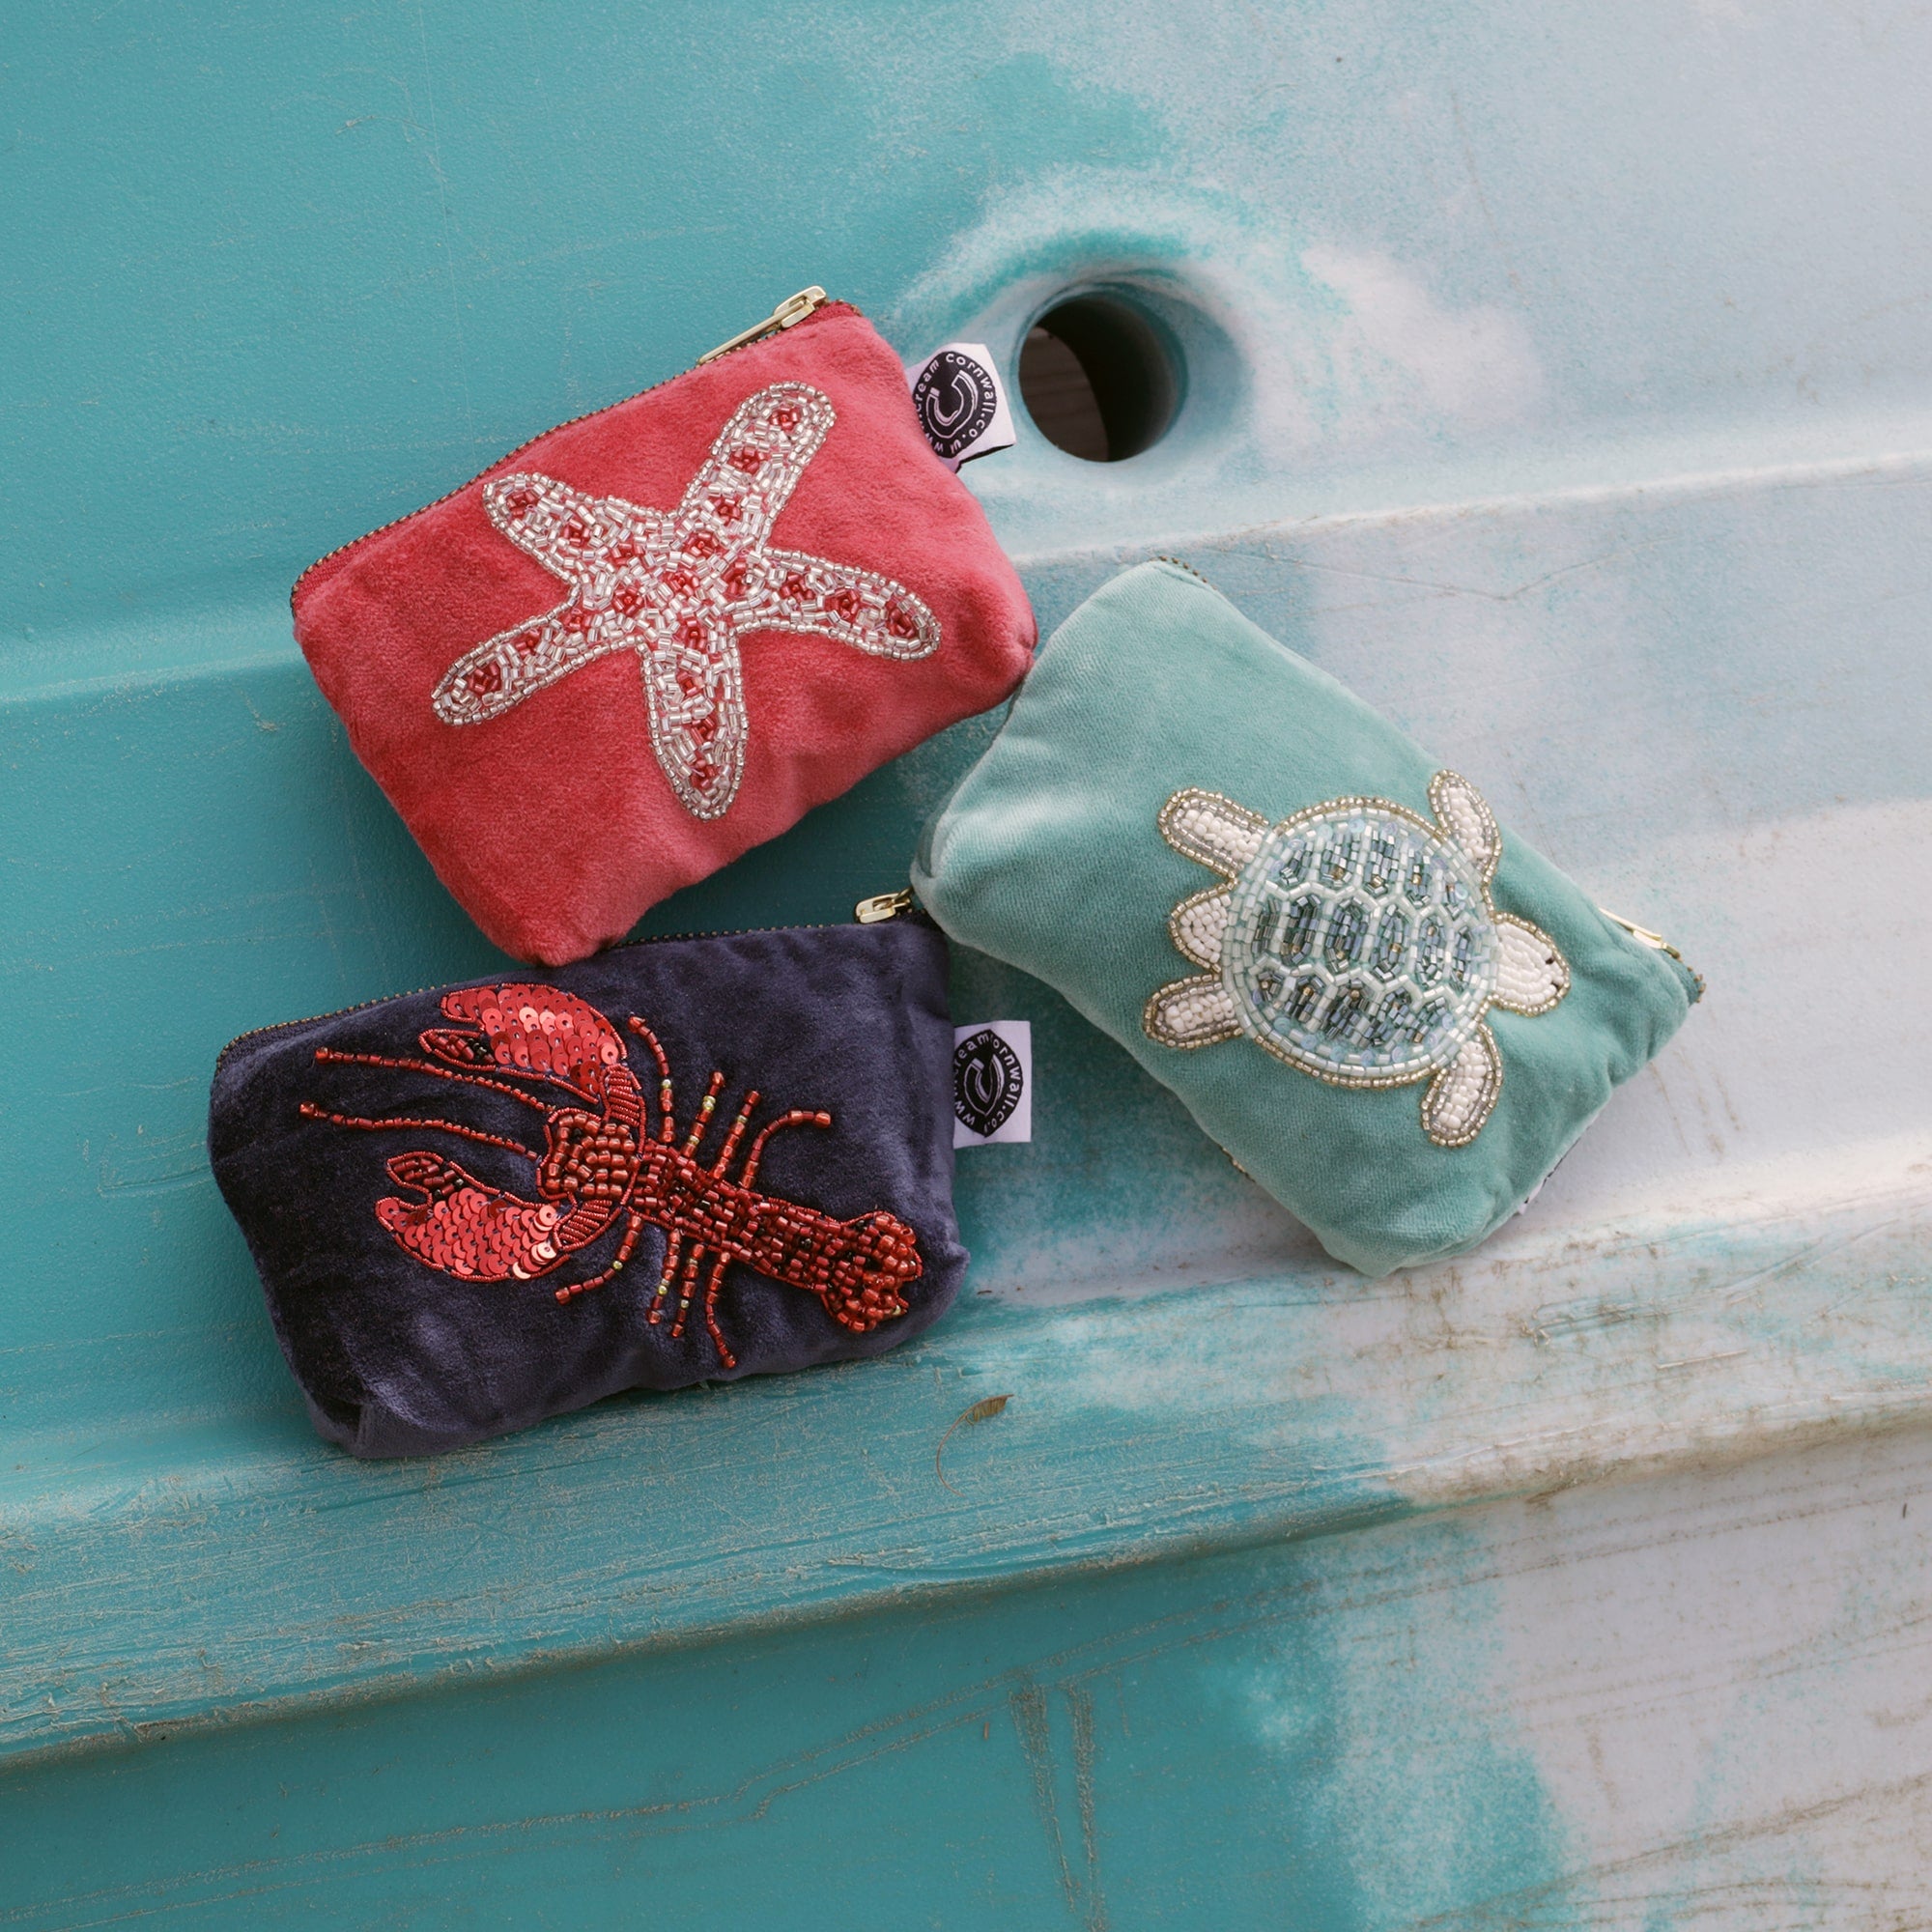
[
  {"x1": 424, "y1": 984, "x2": 627, "y2": 1095},
  {"x1": 376, "y1": 1151, "x2": 569, "y2": 1282}
]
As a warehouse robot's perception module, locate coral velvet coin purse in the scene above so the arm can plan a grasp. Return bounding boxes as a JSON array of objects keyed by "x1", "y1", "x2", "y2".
[
  {"x1": 293, "y1": 290, "x2": 1036, "y2": 966},
  {"x1": 209, "y1": 919, "x2": 964, "y2": 1457},
  {"x1": 912, "y1": 561, "x2": 1703, "y2": 1279}
]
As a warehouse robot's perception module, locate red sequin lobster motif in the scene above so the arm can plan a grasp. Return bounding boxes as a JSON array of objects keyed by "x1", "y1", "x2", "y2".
[{"x1": 299, "y1": 983, "x2": 922, "y2": 1369}]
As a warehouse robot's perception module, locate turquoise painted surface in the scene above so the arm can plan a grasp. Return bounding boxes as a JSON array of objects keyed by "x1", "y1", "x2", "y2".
[
  {"x1": 12, "y1": 0, "x2": 1932, "y2": 642},
  {"x1": 5, "y1": 0, "x2": 1932, "y2": 1918},
  {"x1": 0, "y1": 1511, "x2": 1561, "y2": 1929}
]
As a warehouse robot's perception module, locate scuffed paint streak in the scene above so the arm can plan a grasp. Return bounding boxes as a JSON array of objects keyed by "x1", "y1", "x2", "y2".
[
  {"x1": 1230, "y1": 1519, "x2": 1569, "y2": 1926},
  {"x1": 1067, "y1": 1684, "x2": 1105, "y2": 1931},
  {"x1": 1009, "y1": 1679, "x2": 1109, "y2": 1927}
]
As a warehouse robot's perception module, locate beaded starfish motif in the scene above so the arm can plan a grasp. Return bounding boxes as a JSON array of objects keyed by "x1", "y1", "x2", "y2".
[{"x1": 432, "y1": 383, "x2": 941, "y2": 818}]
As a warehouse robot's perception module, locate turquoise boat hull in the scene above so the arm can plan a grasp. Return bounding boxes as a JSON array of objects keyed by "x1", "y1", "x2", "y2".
[{"x1": 5, "y1": 2, "x2": 1930, "y2": 1921}]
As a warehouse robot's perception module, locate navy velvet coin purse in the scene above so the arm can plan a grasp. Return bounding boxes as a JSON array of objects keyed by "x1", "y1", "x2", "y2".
[{"x1": 210, "y1": 920, "x2": 963, "y2": 1457}]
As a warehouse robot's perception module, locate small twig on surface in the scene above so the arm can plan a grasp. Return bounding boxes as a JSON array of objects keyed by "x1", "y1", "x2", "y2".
[{"x1": 935, "y1": 1394, "x2": 1012, "y2": 1494}]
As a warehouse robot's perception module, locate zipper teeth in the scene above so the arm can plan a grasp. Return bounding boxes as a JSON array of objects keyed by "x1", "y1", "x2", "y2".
[
  {"x1": 211, "y1": 910, "x2": 897, "y2": 1072},
  {"x1": 288, "y1": 299, "x2": 850, "y2": 610}
]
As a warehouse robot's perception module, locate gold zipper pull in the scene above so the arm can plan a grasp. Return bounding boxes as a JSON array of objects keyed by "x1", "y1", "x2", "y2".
[
  {"x1": 1600, "y1": 908, "x2": 1685, "y2": 960},
  {"x1": 698, "y1": 286, "x2": 829, "y2": 365},
  {"x1": 855, "y1": 888, "x2": 917, "y2": 924}
]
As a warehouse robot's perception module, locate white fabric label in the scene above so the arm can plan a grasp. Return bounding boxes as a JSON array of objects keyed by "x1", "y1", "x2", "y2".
[
  {"x1": 952, "y1": 1021, "x2": 1032, "y2": 1146},
  {"x1": 905, "y1": 343, "x2": 1016, "y2": 471}
]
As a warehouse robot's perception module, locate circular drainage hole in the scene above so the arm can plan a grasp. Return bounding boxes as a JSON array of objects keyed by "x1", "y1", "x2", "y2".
[{"x1": 1017, "y1": 295, "x2": 1179, "y2": 463}]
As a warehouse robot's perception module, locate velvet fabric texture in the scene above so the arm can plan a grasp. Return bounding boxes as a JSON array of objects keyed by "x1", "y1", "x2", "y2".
[
  {"x1": 294, "y1": 303, "x2": 1036, "y2": 965},
  {"x1": 913, "y1": 562, "x2": 1702, "y2": 1278},
  {"x1": 210, "y1": 922, "x2": 963, "y2": 1456}
]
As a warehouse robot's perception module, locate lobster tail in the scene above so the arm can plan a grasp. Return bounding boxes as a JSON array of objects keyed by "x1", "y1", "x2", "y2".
[{"x1": 817, "y1": 1209, "x2": 923, "y2": 1333}]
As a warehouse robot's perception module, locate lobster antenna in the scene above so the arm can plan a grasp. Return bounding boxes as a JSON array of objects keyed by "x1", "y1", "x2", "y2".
[
  {"x1": 298, "y1": 1102, "x2": 533, "y2": 1156},
  {"x1": 313, "y1": 1047, "x2": 550, "y2": 1111},
  {"x1": 625, "y1": 1016, "x2": 677, "y2": 1143}
]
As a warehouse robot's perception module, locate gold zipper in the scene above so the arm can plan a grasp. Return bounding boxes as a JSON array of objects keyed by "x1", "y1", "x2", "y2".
[
  {"x1": 290, "y1": 288, "x2": 840, "y2": 607},
  {"x1": 213, "y1": 890, "x2": 912, "y2": 1070},
  {"x1": 696, "y1": 286, "x2": 828, "y2": 364},
  {"x1": 1598, "y1": 908, "x2": 1686, "y2": 961},
  {"x1": 1600, "y1": 906, "x2": 1705, "y2": 999},
  {"x1": 854, "y1": 888, "x2": 917, "y2": 924}
]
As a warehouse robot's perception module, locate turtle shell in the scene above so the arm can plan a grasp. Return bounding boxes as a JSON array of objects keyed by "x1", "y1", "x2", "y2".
[{"x1": 1220, "y1": 799, "x2": 1497, "y2": 1083}]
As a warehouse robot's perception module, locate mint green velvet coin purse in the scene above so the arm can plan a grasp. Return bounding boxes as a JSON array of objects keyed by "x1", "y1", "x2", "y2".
[{"x1": 912, "y1": 560, "x2": 1702, "y2": 1277}]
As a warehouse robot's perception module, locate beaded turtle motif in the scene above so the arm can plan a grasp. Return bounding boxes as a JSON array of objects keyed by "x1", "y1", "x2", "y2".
[{"x1": 1144, "y1": 772, "x2": 1570, "y2": 1147}]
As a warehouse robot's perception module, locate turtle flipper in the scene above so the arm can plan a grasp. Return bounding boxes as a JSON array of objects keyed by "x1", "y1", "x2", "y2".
[
  {"x1": 1169, "y1": 887, "x2": 1233, "y2": 970},
  {"x1": 1421, "y1": 1025, "x2": 1502, "y2": 1147},
  {"x1": 1158, "y1": 790, "x2": 1268, "y2": 878},
  {"x1": 1144, "y1": 976, "x2": 1244, "y2": 1049},
  {"x1": 1492, "y1": 914, "x2": 1570, "y2": 1014},
  {"x1": 1428, "y1": 772, "x2": 1501, "y2": 882}
]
